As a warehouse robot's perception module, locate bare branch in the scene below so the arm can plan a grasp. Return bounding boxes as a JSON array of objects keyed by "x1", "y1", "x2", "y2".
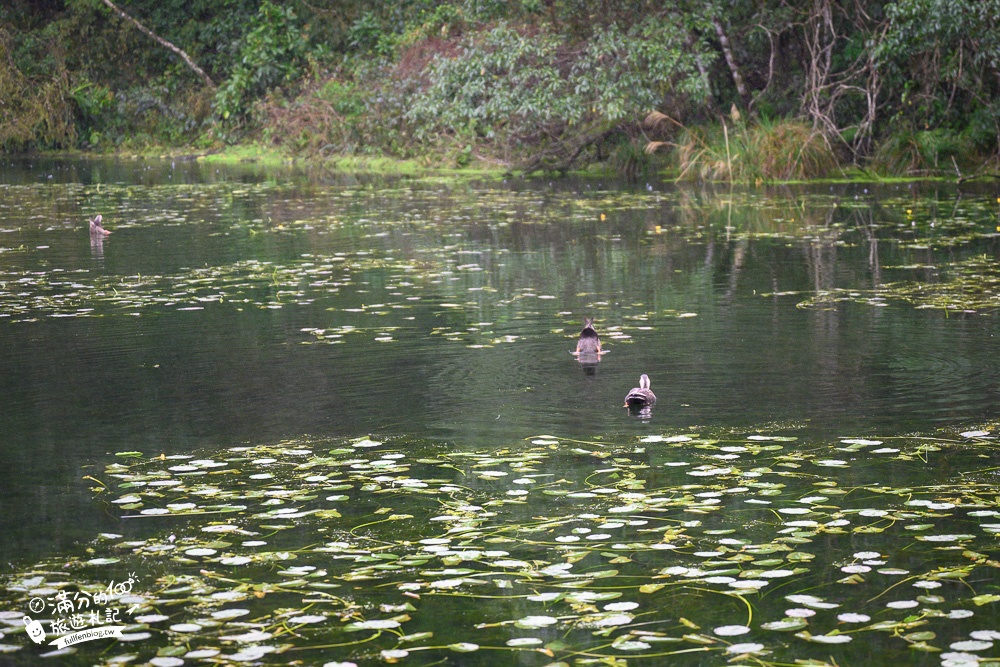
[
  {"x1": 101, "y1": 0, "x2": 215, "y2": 90},
  {"x1": 750, "y1": 24, "x2": 778, "y2": 112}
]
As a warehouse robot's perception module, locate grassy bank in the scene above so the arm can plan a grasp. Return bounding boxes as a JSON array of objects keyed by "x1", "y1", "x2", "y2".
[{"x1": 27, "y1": 131, "x2": 997, "y2": 187}]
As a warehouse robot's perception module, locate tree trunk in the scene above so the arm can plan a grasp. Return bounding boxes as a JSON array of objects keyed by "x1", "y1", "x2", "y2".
[
  {"x1": 101, "y1": 0, "x2": 216, "y2": 90},
  {"x1": 713, "y1": 19, "x2": 748, "y2": 108}
]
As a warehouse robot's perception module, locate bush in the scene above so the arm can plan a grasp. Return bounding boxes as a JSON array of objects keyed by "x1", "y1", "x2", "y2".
[
  {"x1": 214, "y1": 1, "x2": 309, "y2": 138},
  {"x1": 405, "y1": 18, "x2": 712, "y2": 169},
  {"x1": 347, "y1": 12, "x2": 397, "y2": 58},
  {"x1": 0, "y1": 28, "x2": 76, "y2": 151},
  {"x1": 870, "y1": 127, "x2": 972, "y2": 175}
]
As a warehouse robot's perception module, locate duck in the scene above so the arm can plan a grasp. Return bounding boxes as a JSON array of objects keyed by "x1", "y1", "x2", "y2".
[
  {"x1": 573, "y1": 317, "x2": 604, "y2": 356},
  {"x1": 89, "y1": 214, "x2": 111, "y2": 236},
  {"x1": 624, "y1": 374, "x2": 656, "y2": 408}
]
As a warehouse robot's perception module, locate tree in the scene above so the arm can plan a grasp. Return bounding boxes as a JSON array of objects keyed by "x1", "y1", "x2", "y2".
[
  {"x1": 406, "y1": 17, "x2": 713, "y2": 172},
  {"x1": 874, "y1": 0, "x2": 1000, "y2": 151}
]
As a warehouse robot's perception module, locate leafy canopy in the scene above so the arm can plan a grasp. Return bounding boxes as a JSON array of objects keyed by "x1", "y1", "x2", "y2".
[{"x1": 406, "y1": 19, "x2": 712, "y2": 145}]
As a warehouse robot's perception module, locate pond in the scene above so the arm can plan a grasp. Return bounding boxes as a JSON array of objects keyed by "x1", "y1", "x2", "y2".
[{"x1": 1, "y1": 157, "x2": 999, "y2": 666}]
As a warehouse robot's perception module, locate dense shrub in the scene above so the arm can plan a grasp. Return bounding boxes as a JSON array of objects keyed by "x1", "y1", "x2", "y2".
[
  {"x1": 870, "y1": 127, "x2": 976, "y2": 176},
  {"x1": 213, "y1": 1, "x2": 309, "y2": 137},
  {"x1": 405, "y1": 19, "x2": 712, "y2": 169},
  {"x1": 0, "y1": 28, "x2": 76, "y2": 150}
]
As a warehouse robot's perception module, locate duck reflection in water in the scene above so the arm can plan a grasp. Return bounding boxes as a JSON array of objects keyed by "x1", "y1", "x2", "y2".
[
  {"x1": 624, "y1": 373, "x2": 656, "y2": 418},
  {"x1": 90, "y1": 233, "x2": 105, "y2": 259},
  {"x1": 572, "y1": 317, "x2": 607, "y2": 375}
]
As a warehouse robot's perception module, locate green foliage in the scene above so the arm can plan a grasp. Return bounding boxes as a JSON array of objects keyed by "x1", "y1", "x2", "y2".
[
  {"x1": 71, "y1": 79, "x2": 113, "y2": 120},
  {"x1": 870, "y1": 127, "x2": 975, "y2": 175},
  {"x1": 139, "y1": 0, "x2": 262, "y2": 78},
  {"x1": 258, "y1": 54, "x2": 426, "y2": 162},
  {"x1": 347, "y1": 12, "x2": 397, "y2": 58},
  {"x1": 396, "y1": 3, "x2": 466, "y2": 49},
  {"x1": 572, "y1": 19, "x2": 709, "y2": 122},
  {"x1": 457, "y1": 0, "x2": 519, "y2": 23},
  {"x1": 316, "y1": 80, "x2": 366, "y2": 119},
  {"x1": 406, "y1": 19, "x2": 711, "y2": 166},
  {"x1": 962, "y1": 107, "x2": 1000, "y2": 154},
  {"x1": 70, "y1": 78, "x2": 113, "y2": 147},
  {"x1": 0, "y1": 26, "x2": 76, "y2": 150},
  {"x1": 877, "y1": 0, "x2": 1000, "y2": 72},
  {"x1": 214, "y1": 1, "x2": 309, "y2": 135},
  {"x1": 874, "y1": 0, "x2": 1000, "y2": 135},
  {"x1": 407, "y1": 24, "x2": 565, "y2": 139}
]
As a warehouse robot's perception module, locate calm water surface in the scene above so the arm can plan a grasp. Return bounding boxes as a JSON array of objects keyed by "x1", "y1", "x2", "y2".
[{"x1": 2, "y1": 158, "x2": 999, "y2": 665}]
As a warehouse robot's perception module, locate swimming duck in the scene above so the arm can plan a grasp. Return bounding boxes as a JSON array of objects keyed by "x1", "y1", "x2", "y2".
[
  {"x1": 624, "y1": 374, "x2": 656, "y2": 408},
  {"x1": 89, "y1": 214, "x2": 111, "y2": 236},
  {"x1": 573, "y1": 317, "x2": 604, "y2": 356}
]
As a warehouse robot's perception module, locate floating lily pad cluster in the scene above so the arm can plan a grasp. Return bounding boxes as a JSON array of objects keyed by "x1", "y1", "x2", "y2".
[
  {"x1": 4, "y1": 182, "x2": 1000, "y2": 330},
  {"x1": 2, "y1": 428, "x2": 999, "y2": 666},
  {"x1": 0, "y1": 248, "x2": 703, "y2": 349},
  {"x1": 0, "y1": 255, "x2": 407, "y2": 322},
  {"x1": 794, "y1": 253, "x2": 1000, "y2": 313}
]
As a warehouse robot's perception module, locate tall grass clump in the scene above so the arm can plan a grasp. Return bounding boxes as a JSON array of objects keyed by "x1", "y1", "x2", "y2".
[
  {"x1": 870, "y1": 127, "x2": 972, "y2": 176},
  {"x1": 670, "y1": 115, "x2": 838, "y2": 182},
  {"x1": 610, "y1": 138, "x2": 657, "y2": 179}
]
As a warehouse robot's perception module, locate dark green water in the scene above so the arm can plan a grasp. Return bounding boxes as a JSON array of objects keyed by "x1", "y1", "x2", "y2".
[{"x1": 1, "y1": 158, "x2": 999, "y2": 665}]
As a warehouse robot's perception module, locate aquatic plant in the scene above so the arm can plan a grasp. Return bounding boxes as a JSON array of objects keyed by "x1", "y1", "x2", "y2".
[{"x1": 2, "y1": 427, "x2": 999, "y2": 665}]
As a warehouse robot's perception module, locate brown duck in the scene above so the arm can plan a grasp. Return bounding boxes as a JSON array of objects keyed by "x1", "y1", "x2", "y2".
[
  {"x1": 89, "y1": 214, "x2": 111, "y2": 236},
  {"x1": 573, "y1": 317, "x2": 605, "y2": 356},
  {"x1": 624, "y1": 374, "x2": 656, "y2": 408}
]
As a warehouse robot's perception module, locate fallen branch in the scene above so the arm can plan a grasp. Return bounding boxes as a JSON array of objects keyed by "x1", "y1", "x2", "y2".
[
  {"x1": 101, "y1": 0, "x2": 216, "y2": 90},
  {"x1": 512, "y1": 127, "x2": 615, "y2": 176}
]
